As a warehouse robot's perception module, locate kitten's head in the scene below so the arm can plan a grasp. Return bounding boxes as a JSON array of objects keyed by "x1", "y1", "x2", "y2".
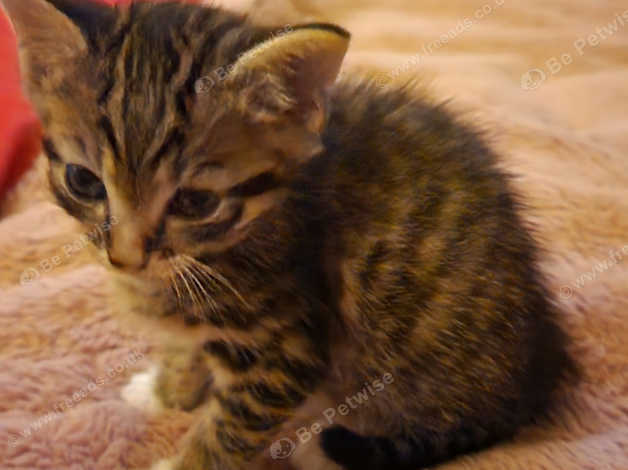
[{"x1": 1, "y1": 0, "x2": 348, "y2": 282}]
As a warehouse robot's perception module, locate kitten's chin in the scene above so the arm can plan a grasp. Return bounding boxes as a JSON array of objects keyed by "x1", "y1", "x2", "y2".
[{"x1": 108, "y1": 266, "x2": 218, "y2": 348}]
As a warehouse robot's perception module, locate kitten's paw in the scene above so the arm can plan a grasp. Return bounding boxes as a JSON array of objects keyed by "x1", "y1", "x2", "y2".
[
  {"x1": 157, "y1": 348, "x2": 211, "y2": 411},
  {"x1": 121, "y1": 364, "x2": 164, "y2": 415}
]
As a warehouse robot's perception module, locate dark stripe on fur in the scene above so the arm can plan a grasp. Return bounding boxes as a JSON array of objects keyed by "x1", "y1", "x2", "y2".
[
  {"x1": 217, "y1": 395, "x2": 284, "y2": 432},
  {"x1": 98, "y1": 116, "x2": 122, "y2": 162},
  {"x1": 42, "y1": 138, "x2": 62, "y2": 162},
  {"x1": 148, "y1": 128, "x2": 185, "y2": 170},
  {"x1": 188, "y1": 205, "x2": 243, "y2": 242},
  {"x1": 203, "y1": 340, "x2": 259, "y2": 372},
  {"x1": 237, "y1": 382, "x2": 306, "y2": 409},
  {"x1": 228, "y1": 172, "x2": 282, "y2": 198},
  {"x1": 215, "y1": 425, "x2": 262, "y2": 458}
]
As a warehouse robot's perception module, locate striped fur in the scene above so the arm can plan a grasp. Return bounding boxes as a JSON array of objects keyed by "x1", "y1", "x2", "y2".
[{"x1": 3, "y1": 1, "x2": 574, "y2": 469}]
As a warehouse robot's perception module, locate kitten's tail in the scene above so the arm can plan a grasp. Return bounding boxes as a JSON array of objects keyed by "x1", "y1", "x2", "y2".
[{"x1": 320, "y1": 424, "x2": 505, "y2": 470}]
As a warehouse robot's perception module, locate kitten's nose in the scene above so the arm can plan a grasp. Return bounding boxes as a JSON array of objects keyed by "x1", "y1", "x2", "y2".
[
  {"x1": 107, "y1": 221, "x2": 148, "y2": 271},
  {"x1": 107, "y1": 252, "x2": 147, "y2": 271}
]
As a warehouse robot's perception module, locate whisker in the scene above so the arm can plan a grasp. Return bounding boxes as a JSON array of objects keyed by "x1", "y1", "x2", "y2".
[
  {"x1": 182, "y1": 255, "x2": 251, "y2": 308},
  {"x1": 186, "y1": 259, "x2": 220, "y2": 290},
  {"x1": 168, "y1": 259, "x2": 185, "y2": 308},
  {"x1": 187, "y1": 262, "x2": 220, "y2": 313},
  {"x1": 185, "y1": 263, "x2": 219, "y2": 314},
  {"x1": 173, "y1": 258, "x2": 201, "y2": 309},
  {"x1": 182, "y1": 264, "x2": 205, "y2": 308}
]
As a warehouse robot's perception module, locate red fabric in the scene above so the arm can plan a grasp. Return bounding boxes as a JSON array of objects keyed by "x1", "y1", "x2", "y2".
[{"x1": 0, "y1": 11, "x2": 42, "y2": 202}]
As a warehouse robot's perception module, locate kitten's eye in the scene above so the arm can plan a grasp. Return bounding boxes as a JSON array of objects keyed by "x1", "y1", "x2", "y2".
[
  {"x1": 168, "y1": 189, "x2": 220, "y2": 219},
  {"x1": 65, "y1": 164, "x2": 106, "y2": 200}
]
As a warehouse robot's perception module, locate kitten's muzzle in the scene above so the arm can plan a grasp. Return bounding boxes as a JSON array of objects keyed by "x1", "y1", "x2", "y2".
[{"x1": 108, "y1": 251, "x2": 148, "y2": 272}]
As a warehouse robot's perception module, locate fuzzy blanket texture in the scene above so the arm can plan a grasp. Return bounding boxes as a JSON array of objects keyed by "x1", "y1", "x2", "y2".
[{"x1": 1, "y1": 0, "x2": 628, "y2": 469}]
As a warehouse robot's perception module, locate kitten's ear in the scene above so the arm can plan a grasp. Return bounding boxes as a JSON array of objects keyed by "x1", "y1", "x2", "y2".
[
  {"x1": 230, "y1": 24, "x2": 350, "y2": 135},
  {"x1": 0, "y1": 0, "x2": 114, "y2": 83}
]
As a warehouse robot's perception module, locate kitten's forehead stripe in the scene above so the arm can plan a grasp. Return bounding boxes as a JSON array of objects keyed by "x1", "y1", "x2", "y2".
[
  {"x1": 90, "y1": 3, "x2": 259, "y2": 181},
  {"x1": 42, "y1": 138, "x2": 62, "y2": 162},
  {"x1": 97, "y1": 6, "x2": 135, "y2": 106},
  {"x1": 98, "y1": 116, "x2": 122, "y2": 163},
  {"x1": 148, "y1": 128, "x2": 185, "y2": 171}
]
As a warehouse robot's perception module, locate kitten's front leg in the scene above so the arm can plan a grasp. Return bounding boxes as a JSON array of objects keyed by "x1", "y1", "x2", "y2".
[
  {"x1": 164, "y1": 345, "x2": 327, "y2": 470},
  {"x1": 156, "y1": 346, "x2": 212, "y2": 411},
  {"x1": 122, "y1": 346, "x2": 211, "y2": 414}
]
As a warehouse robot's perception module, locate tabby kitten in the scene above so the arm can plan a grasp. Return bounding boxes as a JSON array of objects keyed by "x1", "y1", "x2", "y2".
[{"x1": 3, "y1": 0, "x2": 573, "y2": 469}]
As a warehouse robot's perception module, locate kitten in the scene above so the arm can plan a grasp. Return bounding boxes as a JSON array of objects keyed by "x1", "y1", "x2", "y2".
[{"x1": 3, "y1": 1, "x2": 574, "y2": 469}]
